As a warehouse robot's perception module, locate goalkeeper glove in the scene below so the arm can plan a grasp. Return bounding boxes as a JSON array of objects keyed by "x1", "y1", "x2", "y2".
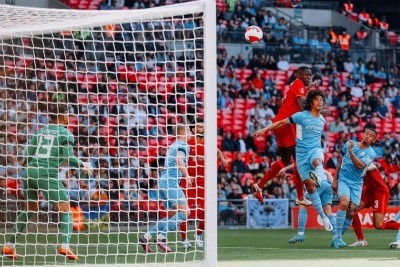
[{"x1": 81, "y1": 161, "x2": 94, "y2": 176}]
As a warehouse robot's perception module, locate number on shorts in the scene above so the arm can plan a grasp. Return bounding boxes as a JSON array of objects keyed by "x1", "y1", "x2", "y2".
[
  {"x1": 374, "y1": 200, "x2": 379, "y2": 209},
  {"x1": 35, "y1": 135, "x2": 55, "y2": 158}
]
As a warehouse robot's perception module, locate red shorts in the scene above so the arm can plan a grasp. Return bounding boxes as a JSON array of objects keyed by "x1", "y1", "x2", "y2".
[
  {"x1": 361, "y1": 189, "x2": 390, "y2": 214},
  {"x1": 273, "y1": 123, "x2": 296, "y2": 147}
]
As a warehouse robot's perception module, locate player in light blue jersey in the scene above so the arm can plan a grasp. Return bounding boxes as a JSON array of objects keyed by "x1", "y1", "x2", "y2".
[
  {"x1": 254, "y1": 89, "x2": 333, "y2": 232},
  {"x1": 139, "y1": 125, "x2": 192, "y2": 253},
  {"x1": 281, "y1": 164, "x2": 337, "y2": 243},
  {"x1": 331, "y1": 128, "x2": 377, "y2": 248}
]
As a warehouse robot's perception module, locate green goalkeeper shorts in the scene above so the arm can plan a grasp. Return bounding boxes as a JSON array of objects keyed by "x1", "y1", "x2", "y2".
[{"x1": 23, "y1": 168, "x2": 69, "y2": 204}]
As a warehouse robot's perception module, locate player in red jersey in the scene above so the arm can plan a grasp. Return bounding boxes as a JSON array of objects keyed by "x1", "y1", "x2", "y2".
[
  {"x1": 251, "y1": 66, "x2": 317, "y2": 206},
  {"x1": 179, "y1": 118, "x2": 228, "y2": 249},
  {"x1": 347, "y1": 163, "x2": 400, "y2": 248}
]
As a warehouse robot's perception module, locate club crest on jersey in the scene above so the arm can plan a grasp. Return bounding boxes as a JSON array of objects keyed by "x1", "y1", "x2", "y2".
[
  {"x1": 360, "y1": 152, "x2": 365, "y2": 157},
  {"x1": 300, "y1": 88, "x2": 304, "y2": 94}
]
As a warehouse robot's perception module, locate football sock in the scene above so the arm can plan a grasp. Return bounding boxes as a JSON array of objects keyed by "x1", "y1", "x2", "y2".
[
  {"x1": 342, "y1": 218, "x2": 353, "y2": 235},
  {"x1": 197, "y1": 220, "x2": 205, "y2": 236},
  {"x1": 9, "y1": 211, "x2": 33, "y2": 244},
  {"x1": 180, "y1": 221, "x2": 187, "y2": 240},
  {"x1": 257, "y1": 160, "x2": 285, "y2": 188},
  {"x1": 395, "y1": 212, "x2": 400, "y2": 222},
  {"x1": 161, "y1": 212, "x2": 186, "y2": 236},
  {"x1": 335, "y1": 209, "x2": 347, "y2": 238},
  {"x1": 352, "y1": 213, "x2": 364, "y2": 240},
  {"x1": 314, "y1": 164, "x2": 325, "y2": 181},
  {"x1": 149, "y1": 217, "x2": 168, "y2": 237},
  {"x1": 293, "y1": 165, "x2": 304, "y2": 200},
  {"x1": 308, "y1": 191, "x2": 325, "y2": 219},
  {"x1": 328, "y1": 214, "x2": 337, "y2": 237},
  {"x1": 381, "y1": 220, "x2": 400, "y2": 230},
  {"x1": 298, "y1": 208, "x2": 307, "y2": 235},
  {"x1": 60, "y1": 212, "x2": 73, "y2": 244},
  {"x1": 396, "y1": 231, "x2": 400, "y2": 242}
]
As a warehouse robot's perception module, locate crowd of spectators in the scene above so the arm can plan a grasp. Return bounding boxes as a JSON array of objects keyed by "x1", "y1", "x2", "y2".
[{"x1": 0, "y1": 0, "x2": 399, "y2": 226}]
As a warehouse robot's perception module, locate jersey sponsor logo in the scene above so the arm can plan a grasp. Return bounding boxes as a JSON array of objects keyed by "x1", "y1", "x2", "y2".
[{"x1": 300, "y1": 87, "x2": 304, "y2": 94}]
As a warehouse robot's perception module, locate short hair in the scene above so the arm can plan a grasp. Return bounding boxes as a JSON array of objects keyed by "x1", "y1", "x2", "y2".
[
  {"x1": 304, "y1": 89, "x2": 326, "y2": 111},
  {"x1": 189, "y1": 117, "x2": 204, "y2": 133},
  {"x1": 48, "y1": 103, "x2": 68, "y2": 121},
  {"x1": 298, "y1": 66, "x2": 310, "y2": 72},
  {"x1": 364, "y1": 127, "x2": 377, "y2": 136},
  {"x1": 174, "y1": 124, "x2": 187, "y2": 136}
]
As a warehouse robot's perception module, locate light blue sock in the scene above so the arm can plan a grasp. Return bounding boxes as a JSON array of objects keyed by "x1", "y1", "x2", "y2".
[
  {"x1": 336, "y1": 209, "x2": 347, "y2": 238},
  {"x1": 314, "y1": 164, "x2": 326, "y2": 181},
  {"x1": 342, "y1": 218, "x2": 353, "y2": 236},
  {"x1": 395, "y1": 212, "x2": 400, "y2": 222},
  {"x1": 308, "y1": 191, "x2": 326, "y2": 219},
  {"x1": 298, "y1": 208, "x2": 308, "y2": 235},
  {"x1": 160, "y1": 212, "x2": 186, "y2": 236},
  {"x1": 396, "y1": 231, "x2": 400, "y2": 242},
  {"x1": 149, "y1": 217, "x2": 168, "y2": 237},
  {"x1": 328, "y1": 214, "x2": 337, "y2": 237}
]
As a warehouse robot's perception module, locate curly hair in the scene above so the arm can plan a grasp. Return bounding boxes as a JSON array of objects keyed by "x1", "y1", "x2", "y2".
[{"x1": 304, "y1": 89, "x2": 326, "y2": 111}]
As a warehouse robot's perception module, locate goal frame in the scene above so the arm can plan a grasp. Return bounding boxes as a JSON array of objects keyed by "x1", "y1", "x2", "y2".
[{"x1": 0, "y1": 0, "x2": 217, "y2": 266}]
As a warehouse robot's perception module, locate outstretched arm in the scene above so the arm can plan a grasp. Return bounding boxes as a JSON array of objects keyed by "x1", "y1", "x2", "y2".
[
  {"x1": 62, "y1": 140, "x2": 93, "y2": 176},
  {"x1": 253, "y1": 118, "x2": 290, "y2": 137}
]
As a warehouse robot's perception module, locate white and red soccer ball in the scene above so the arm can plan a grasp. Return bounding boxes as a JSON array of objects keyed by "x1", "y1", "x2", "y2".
[{"x1": 245, "y1": 25, "x2": 263, "y2": 43}]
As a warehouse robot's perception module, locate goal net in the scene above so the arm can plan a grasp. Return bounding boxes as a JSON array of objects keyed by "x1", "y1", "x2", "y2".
[{"x1": 0, "y1": 1, "x2": 216, "y2": 266}]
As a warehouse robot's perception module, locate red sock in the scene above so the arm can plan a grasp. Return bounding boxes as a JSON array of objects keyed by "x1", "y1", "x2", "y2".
[
  {"x1": 381, "y1": 221, "x2": 400, "y2": 230},
  {"x1": 197, "y1": 209, "x2": 205, "y2": 235},
  {"x1": 293, "y1": 165, "x2": 304, "y2": 200},
  {"x1": 180, "y1": 221, "x2": 187, "y2": 240},
  {"x1": 257, "y1": 160, "x2": 285, "y2": 188},
  {"x1": 352, "y1": 212, "x2": 364, "y2": 240}
]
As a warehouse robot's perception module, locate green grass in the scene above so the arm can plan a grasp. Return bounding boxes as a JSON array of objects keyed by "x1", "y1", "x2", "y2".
[{"x1": 1, "y1": 228, "x2": 399, "y2": 265}]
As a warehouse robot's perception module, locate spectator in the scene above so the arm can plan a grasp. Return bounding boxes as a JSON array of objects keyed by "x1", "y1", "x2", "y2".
[
  {"x1": 358, "y1": 7, "x2": 370, "y2": 26},
  {"x1": 326, "y1": 150, "x2": 340, "y2": 169},
  {"x1": 226, "y1": 185, "x2": 245, "y2": 223},
  {"x1": 376, "y1": 98, "x2": 391, "y2": 119},
  {"x1": 222, "y1": 131, "x2": 239, "y2": 152},
  {"x1": 217, "y1": 90, "x2": 234, "y2": 110},
  {"x1": 231, "y1": 153, "x2": 247, "y2": 173},
  {"x1": 247, "y1": 154, "x2": 260, "y2": 175},
  {"x1": 350, "y1": 81, "x2": 363, "y2": 98},
  {"x1": 236, "y1": 132, "x2": 247, "y2": 153},
  {"x1": 328, "y1": 117, "x2": 347, "y2": 133},
  {"x1": 242, "y1": 178, "x2": 254, "y2": 195},
  {"x1": 343, "y1": 57, "x2": 354, "y2": 73}
]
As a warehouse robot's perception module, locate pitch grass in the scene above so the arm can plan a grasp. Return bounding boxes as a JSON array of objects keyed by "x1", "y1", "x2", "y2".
[{"x1": 1, "y1": 228, "x2": 399, "y2": 265}]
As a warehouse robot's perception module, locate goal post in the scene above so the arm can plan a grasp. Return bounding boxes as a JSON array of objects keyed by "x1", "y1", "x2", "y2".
[{"x1": 0, "y1": 0, "x2": 217, "y2": 266}]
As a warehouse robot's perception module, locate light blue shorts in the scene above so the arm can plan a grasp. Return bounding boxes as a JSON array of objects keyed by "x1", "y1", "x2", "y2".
[
  {"x1": 337, "y1": 180, "x2": 362, "y2": 206},
  {"x1": 296, "y1": 148, "x2": 324, "y2": 182},
  {"x1": 158, "y1": 179, "x2": 187, "y2": 210}
]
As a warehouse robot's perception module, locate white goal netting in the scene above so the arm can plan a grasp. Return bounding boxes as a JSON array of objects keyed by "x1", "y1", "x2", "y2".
[{"x1": 0, "y1": 1, "x2": 216, "y2": 266}]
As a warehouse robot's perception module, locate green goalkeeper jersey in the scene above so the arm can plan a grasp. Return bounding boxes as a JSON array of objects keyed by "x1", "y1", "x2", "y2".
[{"x1": 26, "y1": 124, "x2": 81, "y2": 177}]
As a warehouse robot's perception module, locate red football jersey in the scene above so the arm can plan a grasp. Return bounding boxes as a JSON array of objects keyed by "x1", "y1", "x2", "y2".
[
  {"x1": 273, "y1": 79, "x2": 306, "y2": 122},
  {"x1": 187, "y1": 137, "x2": 205, "y2": 178},
  {"x1": 363, "y1": 169, "x2": 389, "y2": 194}
]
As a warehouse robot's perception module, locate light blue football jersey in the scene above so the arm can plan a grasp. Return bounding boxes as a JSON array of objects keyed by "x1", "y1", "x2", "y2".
[
  {"x1": 290, "y1": 110, "x2": 325, "y2": 153},
  {"x1": 160, "y1": 139, "x2": 190, "y2": 185},
  {"x1": 339, "y1": 141, "x2": 376, "y2": 185}
]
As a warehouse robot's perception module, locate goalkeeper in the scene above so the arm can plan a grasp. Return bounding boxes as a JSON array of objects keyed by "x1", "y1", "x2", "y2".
[{"x1": 2, "y1": 104, "x2": 93, "y2": 261}]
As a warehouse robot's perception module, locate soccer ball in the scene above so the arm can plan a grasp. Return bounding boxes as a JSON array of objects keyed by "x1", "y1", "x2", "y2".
[{"x1": 245, "y1": 26, "x2": 263, "y2": 43}]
